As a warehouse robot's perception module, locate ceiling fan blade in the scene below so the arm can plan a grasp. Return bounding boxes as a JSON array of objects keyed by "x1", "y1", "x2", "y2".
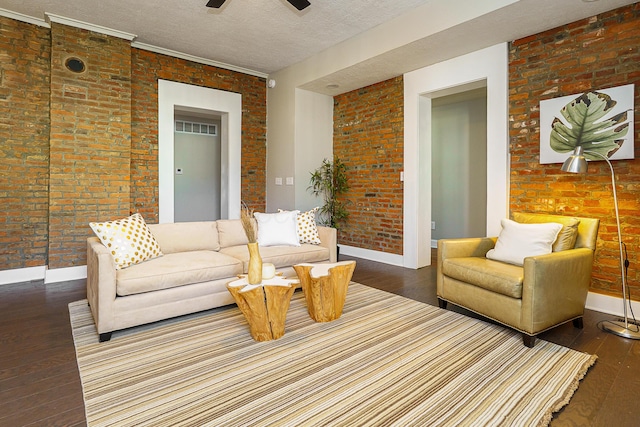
[
  {"x1": 206, "y1": 0, "x2": 226, "y2": 8},
  {"x1": 287, "y1": 0, "x2": 311, "y2": 11}
]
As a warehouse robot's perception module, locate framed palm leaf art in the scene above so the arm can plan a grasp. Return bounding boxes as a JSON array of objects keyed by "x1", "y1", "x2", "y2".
[{"x1": 539, "y1": 83, "x2": 634, "y2": 164}]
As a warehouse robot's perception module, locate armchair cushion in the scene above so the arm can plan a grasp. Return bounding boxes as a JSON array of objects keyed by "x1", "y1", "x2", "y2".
[
  {"x1": 443, "y1": 257, "x2": 524, "y2": 298},
  {"x1": 486, "y1": 219, "x2": 562, "y2": 266},
  {"x1": 512, "y1": 212, "x2": 580, "y2": 252}
]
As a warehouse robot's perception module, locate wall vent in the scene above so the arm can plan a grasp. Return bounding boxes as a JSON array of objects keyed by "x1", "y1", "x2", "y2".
[{"x1": 175, "y1": 120, "x2": 218, "y2": 136}]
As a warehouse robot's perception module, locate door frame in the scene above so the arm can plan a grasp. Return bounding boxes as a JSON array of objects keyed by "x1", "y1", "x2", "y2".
[
  {"x1": 403, "y1": 43, "x2": 510, "y2": 268},
  {"x1": 158, "y1": 80, "x2": 242, "y2": 223}
]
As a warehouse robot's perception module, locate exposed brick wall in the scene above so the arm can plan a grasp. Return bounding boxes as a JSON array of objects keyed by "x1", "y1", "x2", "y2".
[
  {"x1": 333, "y1": 77, "x2": 404, "y2": 254},
  {"x1": 1, "y1": 16, "x2": 266, "y2": 273},
  {"x1": 0, "y1": 18, "x2": 50, "y2": 270},
  {"x1": 131, "y1": 49, "x2": 267, "y2": 219},
  {"x1": 48, "y1": 23, "x2": 132, "y2": 269},
  {"x1": 509, "y1": 3, "x2": 640, "y2": 298}
]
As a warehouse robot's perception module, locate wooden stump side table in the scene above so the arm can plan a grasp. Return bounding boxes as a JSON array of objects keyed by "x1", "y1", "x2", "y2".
[
  {"x1": 293, "y1": 260, "x2": 356, "y2": 322},
  {"x1": 227, "y1": 275, "x2": 298, "y2": 341}
]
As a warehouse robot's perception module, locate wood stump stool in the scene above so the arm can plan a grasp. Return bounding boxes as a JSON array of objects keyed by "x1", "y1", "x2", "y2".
[
  {"x1": 293, "y1": 260, "x2": 356, "y2": 322},
  {"x1": 227, "y1": 275, "x2": 298, "y2": 341}
]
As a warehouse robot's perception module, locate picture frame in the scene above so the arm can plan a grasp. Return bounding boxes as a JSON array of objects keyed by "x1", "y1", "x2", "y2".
[{"x1": 539, "y1": 83, "x2": 635, "y2": 164}]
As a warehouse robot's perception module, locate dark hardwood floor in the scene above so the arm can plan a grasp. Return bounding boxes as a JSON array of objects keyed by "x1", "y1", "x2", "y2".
[{"x1": 1, "y1": 252, "x2": 639, "y2": 426}]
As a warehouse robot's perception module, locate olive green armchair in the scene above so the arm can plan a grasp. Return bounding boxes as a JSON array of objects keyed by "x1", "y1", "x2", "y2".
[{"x1": 437, "y1": 212, "x2": 599, "y2": 347}]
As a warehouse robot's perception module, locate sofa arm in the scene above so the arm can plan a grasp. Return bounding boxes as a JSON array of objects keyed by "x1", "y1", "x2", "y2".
[
  {"x1": 317, "y1": 226, "x2": 337, "y2": 262},
  {"x1": 521, "y1": 247, "x2": 594, "y2": 333},
  {"x1": 86, "y1": 237, "x2": 117, "y2": 334}
]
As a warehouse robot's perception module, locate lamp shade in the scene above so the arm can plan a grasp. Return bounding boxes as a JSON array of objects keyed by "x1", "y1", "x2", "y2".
[{"x1": 560, "y1": 146, "x2": 588, "y2": 173}]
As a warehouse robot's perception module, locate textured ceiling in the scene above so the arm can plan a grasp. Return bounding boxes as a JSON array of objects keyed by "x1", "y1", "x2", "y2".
[
  {"x1": 0, "y1": 0, "x2": 636, "y2": 94},
  {"x1": 0, "y1": 0, "x2": 433, "y2": 75}
]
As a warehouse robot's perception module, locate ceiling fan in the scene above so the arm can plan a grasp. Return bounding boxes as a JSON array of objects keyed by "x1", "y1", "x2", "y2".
[{"x1": 206, "y1": 0, "x2": 310, "y2": 11}]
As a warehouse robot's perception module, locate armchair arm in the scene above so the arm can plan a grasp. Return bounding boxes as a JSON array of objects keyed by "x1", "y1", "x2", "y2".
[
  {"x1": 437, "y1": 237, "x2": 497, "y2": 259},
  {"x1": 317, "y1": 226, "x2": 337, "y2": 262},
  {"x1": 86, "y1": 237, "x2": 117, "y2": 334},
  {"x1": 520, "y1": 247, "x2": 594, "y2": 334},
  {"x1": 437, "y1": 237, "x2": 497, "y2": 294}
]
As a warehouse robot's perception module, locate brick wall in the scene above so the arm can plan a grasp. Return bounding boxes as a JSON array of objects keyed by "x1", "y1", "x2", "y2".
[
  {"x1": 48, "y1": 23, "x2": 132, "y2": 269},
  {"x1": 333, "y1": 77, "x2": 404, "y2": 254},
  {"x1": 509, "y1": 3, "x2": 640, "y2": 298},
  {"x1": 0, "y1": 17, "x2": 50, "y2": 270},
  {"x1": 131, "y1": 49, "x2": 267, "y2": 219},
  {"x1": 1, "y1": 17, "x2": 266, "y2": 273}
]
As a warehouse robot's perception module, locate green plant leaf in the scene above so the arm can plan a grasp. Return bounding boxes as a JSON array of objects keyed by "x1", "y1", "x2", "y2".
[
  {"x1": 308, "y1": 157, "x2": 350, "y2": 229},
  {"x1": 550, "y1": 91, "x2": 629, "y2": 159}
]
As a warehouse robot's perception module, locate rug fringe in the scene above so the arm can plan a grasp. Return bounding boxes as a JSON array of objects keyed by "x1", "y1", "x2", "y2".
[{"x1": 537, "y1": 353, "x2": 598, "y2": 427}]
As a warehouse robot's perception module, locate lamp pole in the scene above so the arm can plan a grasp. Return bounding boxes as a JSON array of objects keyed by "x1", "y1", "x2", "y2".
[{"x1": 562, "y1": 146, "x2": 640, "y2": 339}]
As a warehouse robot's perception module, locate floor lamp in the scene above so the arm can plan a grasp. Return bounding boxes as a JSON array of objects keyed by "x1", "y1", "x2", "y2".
[{"x1": 561, "y1": 146, "x2": 640, "y2": 339}]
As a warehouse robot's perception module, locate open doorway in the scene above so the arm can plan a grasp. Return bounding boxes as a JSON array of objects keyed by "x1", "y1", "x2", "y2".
[
  {"x1": 431, "y1": 85, "x2": 487, "y2": 246},
  {"x1": 402, "y1": 43, "x2": 509, "y2": 269},
  {"x1": 174, "y1": 111, "x2": 222, "y2": 222}
]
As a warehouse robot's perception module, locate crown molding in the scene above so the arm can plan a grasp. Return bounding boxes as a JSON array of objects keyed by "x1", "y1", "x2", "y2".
[
  {"x1": 0, "y1": 8, "x2": 49, "y2": 27},
  {"x1": 132, "y1": 42, "x2": 268, "y2": 79},
  {"x1": 45, "y1": 12, "x2": 137, "y2": 41},
  {"x1": 1, "y1": 9, "x2": 267, "y2": 80}
]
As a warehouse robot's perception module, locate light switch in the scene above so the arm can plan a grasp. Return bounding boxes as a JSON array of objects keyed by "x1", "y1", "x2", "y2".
[
  {"x1": 275, "y1": 177, "x2": 283, "y2": 185},
  {"x1": 286, "y1": 177, "x2": 294, "y2": 185},
  {"x1": 176, "y1": 168, "x2": 183, "y2": 175}
]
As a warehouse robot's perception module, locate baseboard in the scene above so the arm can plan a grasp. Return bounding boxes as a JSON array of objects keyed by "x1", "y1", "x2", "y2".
[
  {"x1": 586, "y1": 291, "x2": 640, "y2": 319},
  {"x1": 0, "y1": 266, "x2": 47, "y2": 286},
  {"x1": 431, "y1": 239, "x2": 438, "y2": 248},
  {"x1": 339, "y1": 245, "x2": 404, "y2": 267},
  {"x1": 44, "y1": 265, "x2": 87, "y2": 284}
]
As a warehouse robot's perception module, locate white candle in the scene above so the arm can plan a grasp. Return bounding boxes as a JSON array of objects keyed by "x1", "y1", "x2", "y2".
[{"x1": 262, "y1": 263, "x2": 276, "y2": 280}]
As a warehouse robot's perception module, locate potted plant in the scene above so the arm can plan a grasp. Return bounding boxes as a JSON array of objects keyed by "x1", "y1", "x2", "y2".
[{"x1": 308, "y1": 157, "x2": 350, "y2": 230}]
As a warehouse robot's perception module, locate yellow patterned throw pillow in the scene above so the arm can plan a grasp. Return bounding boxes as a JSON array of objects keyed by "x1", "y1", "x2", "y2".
[
  {"x1": 89, "y1": 213, "x2": 163, "y2": 270},
  {"x1": 278, "y1": 207, "x2": 322, "y2": 245}
]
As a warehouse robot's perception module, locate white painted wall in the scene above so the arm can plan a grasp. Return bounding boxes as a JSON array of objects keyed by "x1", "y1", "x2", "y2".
[
  {"x1": 266, "y1": 81, "x2": 333, "y2": 212},
  {"x1": 266, "y1": 70, "x2": 296, "y2": 211},
  {"x1": 267, "y1": 0, "x2": 517, "y2": 214},
  {"x1": 403, "y1": 43, "x2": 510, "y2": 268},
  {"x1": 294, "y1": 89, "x2": 334, "y2": 212},
  {"x1": 432, "y1": 93, "x2": 487, "y2": 240},
  {"x1": 158, "y1": 80, "x2": 242, "y2": 223}
]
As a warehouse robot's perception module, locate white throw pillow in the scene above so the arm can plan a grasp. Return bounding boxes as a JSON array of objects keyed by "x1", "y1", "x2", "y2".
[
  {"x1": 486, "y1": 218, "x2": 563, "y2": 266},
  {"x1": 278, "y1": 207, "x2": 322, "y2": 245},
  {"x1": 254, "y1": 211, "x2": 301, "y2": 247},
  {"x1": 89, "y1": 213, "x2": 163, "y2": 270}
]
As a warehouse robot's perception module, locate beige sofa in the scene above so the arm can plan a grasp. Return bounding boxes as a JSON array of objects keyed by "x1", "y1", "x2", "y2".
[{"x1": 87, "y1": 219, "x2": 336, "y2": 341}]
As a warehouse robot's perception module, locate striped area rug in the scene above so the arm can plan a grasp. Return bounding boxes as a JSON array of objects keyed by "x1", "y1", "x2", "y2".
[{"x1": 69, "y1": 283, "x2": 596, "y2": 427}]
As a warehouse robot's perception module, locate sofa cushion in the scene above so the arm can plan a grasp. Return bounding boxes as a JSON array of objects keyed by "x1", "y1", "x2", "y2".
[
  {"x1": 89, "y1": 213, "x2": 163, "y2": 270},
  {"x1": 116, "y1": 251, "x2": 243, "y2": 296},
  {"x1": 442, "y1": 257, "x2": 524, "y2": 299},
  {"x1": 279, "y1": 207, "x2": 322, "y2": 245},
  {"x1": 220, "y1": 244, "x2": 330, "y2": 273},
  {"x1": 148, "y1": 222, "x2": 220, "y2": 254},
  {"x1": 217, "y1": 219, "x2": 250, "y2": 248},
  {"x1": 254, "y1": 211, "x2": 301, "y2": 247}
]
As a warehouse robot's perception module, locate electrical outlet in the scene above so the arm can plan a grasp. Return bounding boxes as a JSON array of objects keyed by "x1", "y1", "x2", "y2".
[{"x1": 275, "y1": 177, "x2": 283, "y2": 185}]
